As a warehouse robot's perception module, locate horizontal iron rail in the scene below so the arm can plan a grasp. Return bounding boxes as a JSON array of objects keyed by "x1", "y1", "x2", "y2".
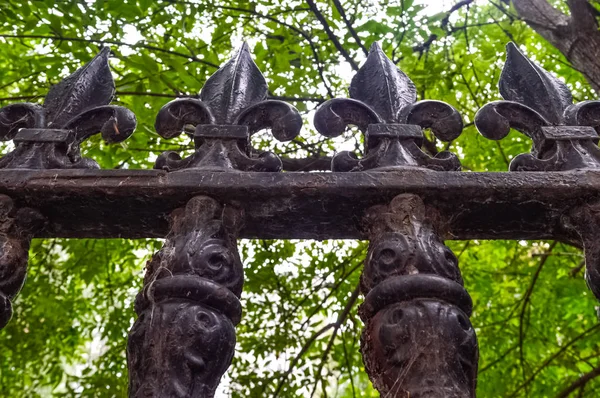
[{"x1": 0, "y1": 169, "x2": 595, "y2": 242}]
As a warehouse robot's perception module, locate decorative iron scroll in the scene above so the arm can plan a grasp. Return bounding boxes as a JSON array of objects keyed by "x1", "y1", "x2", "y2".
[
  {"x1": 0, "y1": 48, "x2": 137, "y2": 169},
  {"x1": 475, "y1": 42, "x2": 600, "y2": 171},
  {"x1": 0, "y1": 194, "x2": 44, "y2": 329},
  {"x1": 359, "y1": 194, "x2": 478, "y2": 397},
  {"x1": 313, "y1": 42, "x2": 463, "y2": 171},
  {"x1": 127, "y1": 196, "x2": 243, "y2": 398},
  {"x1": 154, "y1": 43, "x2": 302, "y2": 172}
]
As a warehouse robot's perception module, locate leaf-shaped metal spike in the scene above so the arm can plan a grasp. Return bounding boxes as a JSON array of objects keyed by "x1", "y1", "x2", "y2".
[
  {"x1": 200, "y1": 42, "x2": 268, "y2": 124},
  {"x1": 0, "y1": 47, "x2": 137, "y2": 170},
  {"x1": 402, "y1": 100, "x2": 463, "y2": 142},
  {"x1": 313, "y1": 42, "x2": 462, "y2": 172},
  {"x1": 500, "y1": 42, "x2": 572, "y2": 125},
  {"x1": 62, "y1": 105, "x2": 137, "y2": 144},
  {"x1": 477, "y1": 42, "x2": 600, "y2": 172},
  {"x1": 475, "y1": 100, "x2": 549, "y2": 142},
  {"x1": 44, "y1": 47, "x2": 115, "y2": 128},
  {"x1": 350, "y1": 42, "x2": 417, "y2": 123}
]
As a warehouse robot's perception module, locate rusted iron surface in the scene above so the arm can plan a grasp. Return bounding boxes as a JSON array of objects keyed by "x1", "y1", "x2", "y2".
[
  {"x1": 3, "y1": 39, "x2": 600, "y2": 396},
  {"x1": 0, "y1": 168, "x2": 595, "y2": 242}
]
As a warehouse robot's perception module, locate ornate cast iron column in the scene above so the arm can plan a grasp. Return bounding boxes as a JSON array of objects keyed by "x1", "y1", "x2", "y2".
[
  {"x1": 359, "y1": 194, "x2": 478, "y2": 397},
  {"x1": 313, "y1": 43, "x2": 476, "y2": 396},
  {"x1": 127, "y1": 44, "x2": 301, "y2": 397},
  {"x1": 127, "y1": 196, "x2": 243, "y2": 397},
  {"x1": 0, "y1": 195, "x2": 44, "y2": 329}
]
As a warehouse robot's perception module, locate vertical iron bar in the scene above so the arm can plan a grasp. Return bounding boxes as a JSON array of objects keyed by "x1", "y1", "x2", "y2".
[{"x1": 359, "y1": 194, "x2": 479, "y2": 397}]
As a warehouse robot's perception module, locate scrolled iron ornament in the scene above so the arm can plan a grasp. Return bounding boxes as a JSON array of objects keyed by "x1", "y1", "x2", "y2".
[
  {"x1": 154, "y1": 43, "x2": 302, "y2": 172},
  {"x1": 359, "y1": 194, "x2": 478, "y2": 397},
  {"x1": 127, "y1": 196, "x2": 243, "y2": 398},
  {"x1": 314, "y1": 42, "x2": 463, "y2": 172},
  {"x1": 0, "y1": 195, "x2": 45, "y2": 329},
  {"x1": 0, "y1": 48, "x2": 137, "y2": 169},
  {"x1": 475, "y1": 42, "x2": 600, "y2": 171}
]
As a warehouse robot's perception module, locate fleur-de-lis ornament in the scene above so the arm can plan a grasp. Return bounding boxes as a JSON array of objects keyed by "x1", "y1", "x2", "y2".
[
  {"x1": 313, "y1": 42, "x2": 463, "y2": 172},
  {"x1": 0, "y1": 48, "x2": 137, "y2": 169},
  {"x1": 154, "y1": 43, "x2": 302, "y2": 172},
  {"x1": 475, "y1": 42, "x2": 600, "y2": 171}
]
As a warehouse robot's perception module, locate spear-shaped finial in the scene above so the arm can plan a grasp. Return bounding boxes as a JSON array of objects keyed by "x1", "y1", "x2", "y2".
[
  {"x1": 475, "y1": 42, "x2": 600, "y2": 171},
  {"x1": 154, "y1": 42, "x2": 302, "y2": 172},
  {"x1": 313, "y1": 41, "x2": 463, "y2": 172},
  {"x1": 0, "y1": 47, "x2": 137, "y2": 169}
]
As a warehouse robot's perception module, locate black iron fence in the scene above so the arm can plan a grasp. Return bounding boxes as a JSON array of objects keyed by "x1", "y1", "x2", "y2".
[{"x1": 1, "y1": 40, "x2": 599, "y2": 397}]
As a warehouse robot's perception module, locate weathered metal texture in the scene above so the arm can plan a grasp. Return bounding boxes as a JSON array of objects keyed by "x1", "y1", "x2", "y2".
[
  {"x1": 0, "y1": 48, "x2": 136, "y2": 169},
  {"x1": 0, "y1": 194, "x2": 44, "y2": 328},
  {"x1": 314, "y1": 42, "x2": 463, "y2": 171},
  {"x1": 359, "y1": 194, "x2": 478, "y2": 397},
  {"x1": 127, "y1": 196, "x2": 243, "y2": 398},
  {"x1": 154, "y1": 43, "x2": 302, "y2": 172},
  {"x1": 0, "y1": 168, "x2": 596, "y2": 242},
  {"x1": 475, "y1": 42, "x2": 600, "y2": 171},
  {"x1": 561, "y1": 202, "x2": 600, "y2": 300}
]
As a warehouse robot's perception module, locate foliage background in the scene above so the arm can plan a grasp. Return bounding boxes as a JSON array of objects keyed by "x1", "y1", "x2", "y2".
[{"x1": 0, "y1": 0, "x2": 599, "y2": 396}]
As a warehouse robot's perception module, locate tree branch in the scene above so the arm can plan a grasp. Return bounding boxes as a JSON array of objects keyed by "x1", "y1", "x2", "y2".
[
  {"x1": 271, "y1": 323, "x2": 336, "y2": 398},
  {"x1": 0, "y1": 34, "x2": 220, "y2": 69},
  {"x1": 331, "y1": 0, "x2": 369, "y2": 56},
  {"x1": 518, "y1": 241, "x2": 557, "y2": 388},
  {"x1": 208, "y1": 3, "x2": 335, "y2": 97},
  {"x1": 513, "y1": 0, "x2": 570, "y2": 31},
  {"x1": 309, "y1": 284, "x2": 361, "y2": 398},
  {"x1": 509, "y1": 323, "x2": 600, "y2": 397},
  {"x1": 305, "y1": 0, "x2": 359, "y2": 70},
  {"x1": 555, "y1": 364, "x2": 600, "y2": 398},
  {"x1": 413, "y1": 0, "x2": 474, "y2": 56}
]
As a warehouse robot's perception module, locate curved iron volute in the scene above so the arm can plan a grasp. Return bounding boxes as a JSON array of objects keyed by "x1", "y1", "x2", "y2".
[
  {"x1": 359, "y1": 194, "x2": 478, "y2": 397},
  {"x1": 154, "y1": 43, "x2": 302, "y2": 172},
  {"x1": 313, "y1": 42, "x2": 463, "y2": 172},
  {"x1": 0, "y1": 48, "x2": 137, "y2": 169},
  {"x1": 475, "y1": 42, "x2": 600, "y2": 171}
]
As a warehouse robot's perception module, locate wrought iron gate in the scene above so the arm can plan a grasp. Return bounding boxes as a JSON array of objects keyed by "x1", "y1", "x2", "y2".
[{"x1": 1, "y1": 40, "x2": 599, "y2": 397}]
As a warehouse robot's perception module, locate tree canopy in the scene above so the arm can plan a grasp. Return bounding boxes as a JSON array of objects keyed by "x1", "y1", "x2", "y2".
[{"x1": 1, "y1": 0, "x2": 599, "y2": 396}]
